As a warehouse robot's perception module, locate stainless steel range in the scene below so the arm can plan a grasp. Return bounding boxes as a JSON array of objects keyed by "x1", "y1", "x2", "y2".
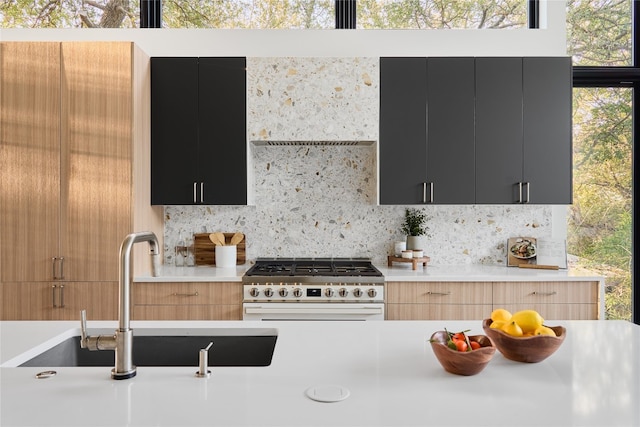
[{"x1": 242, "y1": 258, "x2": 384, "y2": 320}]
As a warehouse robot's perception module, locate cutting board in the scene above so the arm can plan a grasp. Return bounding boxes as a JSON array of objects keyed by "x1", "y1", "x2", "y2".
[{"x1": 194, "y1": 233, "x2": 246, "y2": 266}]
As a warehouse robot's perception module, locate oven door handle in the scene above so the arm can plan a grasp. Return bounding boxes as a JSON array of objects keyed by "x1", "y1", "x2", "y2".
[{"x1": 244, "y1": 306, "x2": 384, "y2": 315}]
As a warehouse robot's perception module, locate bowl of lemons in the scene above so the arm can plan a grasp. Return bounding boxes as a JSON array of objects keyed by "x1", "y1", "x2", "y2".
[{"x1": 482, "y1": 309, "x2": 566, "y2": 363}]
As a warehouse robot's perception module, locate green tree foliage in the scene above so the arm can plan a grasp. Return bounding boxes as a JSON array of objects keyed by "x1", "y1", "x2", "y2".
[
  {"x1": 357, "y1": 0, "x2": 526, "y2": 29},
  {"x1": 567, "y1": 0, "x2": 631, "y2": 66}
]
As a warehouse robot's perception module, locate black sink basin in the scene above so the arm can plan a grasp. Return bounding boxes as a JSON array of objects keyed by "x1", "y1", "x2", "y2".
[{"x1": 19, "y1": 328, "x2": 278, "y2": 368}]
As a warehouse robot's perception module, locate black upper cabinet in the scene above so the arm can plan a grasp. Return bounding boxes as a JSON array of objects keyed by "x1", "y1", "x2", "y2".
[
  {"x1": 379, "y1": 57, "x2": 427, "y2": 204},
  {"x1": 426, "y1": 57, "x2": 475, "y2": 204},
  {"x1": 476, "y1": 57, "x2": 572, "y2": 204},
  {"x1": 522, "y1": 57, "x2": 572, "y2": 204},
  {"x1": 380, "y1": 56, "x2": 572, "y2": 205},
  {"x1": 151, "y1": 57, "x2": 247, "y2": 205},
  {"x1": 475, "y1": 57, "x2": 524, "y2": 204},
  {"x1": 380, "y1": 57, "x2": 476, "y2": 205}
]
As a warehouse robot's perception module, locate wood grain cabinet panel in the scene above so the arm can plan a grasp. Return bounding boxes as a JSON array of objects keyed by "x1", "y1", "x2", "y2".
[
  {"x1": 385, "y1": 281, "x2": 600, "y2": 320},
  {"x1": 0, "y1": 41, "x2": 161, "y2": 320},
  {"x1": 1, "y1": 282, "x2": 117, "y2": 320},
  {"x1": 385, "y1": 282, "x2": 492, "y2": 320},
  {"x1": 133, "y1": 282, "x2": 242, "y2": 320}
]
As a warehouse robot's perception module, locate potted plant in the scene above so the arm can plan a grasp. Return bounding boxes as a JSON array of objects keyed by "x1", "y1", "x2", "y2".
[{"x1": 402, "y1": 208, "x2": 429, "y2": 250}]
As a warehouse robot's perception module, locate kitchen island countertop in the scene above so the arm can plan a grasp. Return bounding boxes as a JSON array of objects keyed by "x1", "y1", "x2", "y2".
[{"x1": 1, "y1": 319, "x2": 638, "y2": 426}]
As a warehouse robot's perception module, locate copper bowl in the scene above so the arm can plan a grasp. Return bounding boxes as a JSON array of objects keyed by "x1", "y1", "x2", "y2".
[
  {"x1": 482, "y1": 319, "x2": 566, "y2": 363},
  {"x1": 429, "y1": 331, "x2": 496, "y2": 376}
]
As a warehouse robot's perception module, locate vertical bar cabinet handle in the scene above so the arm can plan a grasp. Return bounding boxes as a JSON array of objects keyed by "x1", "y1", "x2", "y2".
[
  {"x1": 59, "y1": 284, "x2": 65, "y2": 308},
  {"x1": 517, "y1": 182, "x2": 523, "y2": 203},
  {"x1": 422, "y1": 182, "x2": 427, "y2": 203},
  {"x1": 525, "y1": 182, "x2": 531, "y2": 203},
  {"x1": 193, "y1": 182, "x2": 197, "y2": 203},
  {"x1": 200, "y1": 182, "x2": 204, "y2": 203},
  {"x1": 52, "y1": 257, "x2": 57, "y2": 280},
  {"x1": 52, "y1": 285, "x2": 58, "y2": 307},
  {"x1": 59, "y1": 257, "x2": 65, "y2": 280},
  {"x1": 429, "y1": 182, "x2": 434, "y2": 203}
]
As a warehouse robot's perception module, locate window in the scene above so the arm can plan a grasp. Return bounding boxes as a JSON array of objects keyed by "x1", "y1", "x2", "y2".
[{"x1": 567, "y1": 0, "x2": 636, "y2": 322}]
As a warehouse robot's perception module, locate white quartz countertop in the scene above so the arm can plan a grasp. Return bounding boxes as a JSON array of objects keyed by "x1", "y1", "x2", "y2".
[
  {"x1": 136, "y1": 264, "x2": 604, "y2": 283},
  {"x1": 1, "y1": 319, "x2": 638, "y2": 426}
]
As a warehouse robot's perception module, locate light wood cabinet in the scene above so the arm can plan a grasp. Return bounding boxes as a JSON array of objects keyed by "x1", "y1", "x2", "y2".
[
  {"x1": 1, "y1": 282, "x2": 117, "y2": 320},
  {"x1": 0, "y1": 41, "x2": 162, "y2": 320},
  {"x1": 386, "y1": 282, "x2": 492, "y2": 320},
  {"x1": 385, "y1": 280, "x2": 600, "y2": 320},
  {"x1": 492, "y1": 281, "x2": 599, "y2": 320},
  {"x1": 132, "y1": 282, "x2": 243, "y2": 320}
]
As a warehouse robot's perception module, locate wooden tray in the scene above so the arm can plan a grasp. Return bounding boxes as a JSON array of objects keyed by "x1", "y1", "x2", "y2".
[
  {"x1": 388, "y1": 255, "x2": 430, "y2": 270},
  {"x1": 194, "y1": 233, "x2": 246, "y2": 266}
]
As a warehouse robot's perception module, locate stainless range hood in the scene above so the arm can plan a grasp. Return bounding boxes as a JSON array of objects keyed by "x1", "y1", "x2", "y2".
[{"x1": 251, "y1": 140, "x2": 376, "y2": 147}]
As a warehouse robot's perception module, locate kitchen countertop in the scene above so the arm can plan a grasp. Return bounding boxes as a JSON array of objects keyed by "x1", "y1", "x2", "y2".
[
  {"x1": 1, "y1": 319, "x2": 638, "y2": 426},
  {"x1": 137, "y1": 263, "x2": 604, "y2": 283}
]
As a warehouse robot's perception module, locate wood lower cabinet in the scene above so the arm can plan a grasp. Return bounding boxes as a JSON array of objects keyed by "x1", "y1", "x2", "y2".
[
  {"x1": 1, "y1": 282, "x2": 117, "y2": 320},
  {"x1": 492, "y1": 281, "x2": 599, "y2": 320},
  {"x1": 386, "y1": 282, "x2": 492, "y2": 320},
  {"x1": 385, "y1": 280, "x2": 600, "y2": 320},
  {"x1": 132, "y1": 282, "x2": 242, "y2": 320}
]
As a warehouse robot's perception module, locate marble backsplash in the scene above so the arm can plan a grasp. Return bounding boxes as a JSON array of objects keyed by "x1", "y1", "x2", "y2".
[{"x1": 164, "y1": 145, "x2": 552, "y2": 266}]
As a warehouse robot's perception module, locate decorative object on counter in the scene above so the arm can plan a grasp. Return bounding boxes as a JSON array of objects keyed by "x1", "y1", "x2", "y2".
[
  {"x1": 401, "y1": 208, "x2": 429, "y2": 250},
  {"x1": 215, "y1": 245, "x2": 237, "y2": 268},
  {"x1": 507, "y1": 237, "x2": 567, "y2": 269},
  {"x1": 387, "y1": 255, "x2": 430, "y2": 270},
  {"x1": 194, "y1": 233, "x2": 246, "y2": 266},
  {"x1": 401, "y1": 250, "x2": 413, "y2": 259},
  {"x1": 429, "y1": 330, "x2": 495, "y2": 376},
  {"x1": 482, "y1": 318, "x2": 566, "y2": 363},
  {"x1": 209, "y1": 232, "x2": 226, "y2": 246},
  {"x1": 185, "y1": 235, "x2": 195, "y2": 267},
  {"x1": 412, "y1": 249, "x2": 423, "y2": 258},
  {"x1": 174, "y1": 233, "x2": 186, "y2": 267},
  {"x1": 394, "y1": 241, "x2": 407, "y2": 257}
]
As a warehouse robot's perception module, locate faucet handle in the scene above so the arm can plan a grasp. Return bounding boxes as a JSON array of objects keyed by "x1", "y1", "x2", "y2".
[{"x1": 80, "y1": 310, "x2": 88, "y2": 348}]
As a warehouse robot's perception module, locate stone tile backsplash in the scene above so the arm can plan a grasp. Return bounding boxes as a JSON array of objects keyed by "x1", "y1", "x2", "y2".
[
  {"x1": 164, "y1": 145, "x2": 552, "y2": 266},
  {"x1": 163, "y1": 57, "x2": 553, "y2": 266}
]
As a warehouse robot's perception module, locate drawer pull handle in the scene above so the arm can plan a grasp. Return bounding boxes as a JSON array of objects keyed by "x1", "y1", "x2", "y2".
[
  {"x1": 425, "y1": 291, "x2": 451, "y2": 296},
  {"x1": 530, "y1": 291, "x2": 557, "y2": 296},
  {"x1": 173, "y1": 292, "x2": 199, "y2": 297}
]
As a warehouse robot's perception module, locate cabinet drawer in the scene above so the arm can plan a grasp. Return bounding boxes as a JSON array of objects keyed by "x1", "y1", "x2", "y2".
[
  {"x1": 133, "y1": 282, "x2": 242, "y2": 305},
  {"x1": 386, "y1": 303, "x2": 490, "y2": 320},
  {"x1": 134, "y1": 304, "x2": 242, "y2": 320},
  {"x1": 386, "y1": 282, "x2": 492, "y2": 304},
  {"x1": 492, "y1": 281, "x2": 599, "y2": 305}
]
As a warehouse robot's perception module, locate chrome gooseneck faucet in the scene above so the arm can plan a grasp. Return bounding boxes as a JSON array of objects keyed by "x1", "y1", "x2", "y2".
[{"x1": 80, "y1": 231, "x2": 161, "y2": 380}]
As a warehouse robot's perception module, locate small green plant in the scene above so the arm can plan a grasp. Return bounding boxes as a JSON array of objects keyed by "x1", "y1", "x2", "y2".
[{"x1": 401, "y1": 208, "x2": 428, "y2": 236}]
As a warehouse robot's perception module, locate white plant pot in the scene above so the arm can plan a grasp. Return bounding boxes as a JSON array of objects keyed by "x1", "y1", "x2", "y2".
[{"x1": 406, "y1": 235, "x2": 423, "y2": 251}]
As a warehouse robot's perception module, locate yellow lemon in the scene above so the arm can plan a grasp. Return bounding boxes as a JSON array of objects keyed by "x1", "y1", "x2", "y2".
[
  {"x1": 490, "y1": 308, "x2": 512, "y2": 323},
  {"x1": 534, "y1": 325, "x2": 557, "y2": 337},
  {"x1": 500, "y1": 320, "x2": 524, "y2": 337},
  {"x1": 510, "y1": 310, "x2": 544, "y2": 334},
  {"x1": 490, "y1": 320, "x2": 507, "y2": 329}
]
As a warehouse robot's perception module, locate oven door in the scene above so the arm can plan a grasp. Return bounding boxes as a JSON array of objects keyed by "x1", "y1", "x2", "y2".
[{"x1": 243, "y1": 303, "x2": 385, "y2": 321}]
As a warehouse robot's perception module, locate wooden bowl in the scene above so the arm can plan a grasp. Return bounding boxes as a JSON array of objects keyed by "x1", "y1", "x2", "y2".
[
  {"x1": 429, "y1": 331, "x2": 496, "y2": 376},
  {"x1": 482, "y1": 319, "x2": 566, "y2": 363}
]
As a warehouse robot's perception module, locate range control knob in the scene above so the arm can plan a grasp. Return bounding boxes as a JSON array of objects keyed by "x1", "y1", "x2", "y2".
[
  {"x1": 353, "y1": 288, "x2": 363, "y2": 298},
  {"x1": 367, "y1": 288, "x2": 377, "y2": 298},
  {"x1": 338, "y1": 288, "x2": 349, "y2": 298},
  {"x1": 249, "y1": 288, "x2": 260, "y2": 298},
  {"x1": 293, "y1": 288, "x2": 303, "y2": 298},
  {"x1": 264, "y1": 288, "x2": 274, "y2": 298},
  {"x1": 325, "y1": 288, "x2": 335, "y2": 297},
  {"x1": 279, "y1": 288, "x2": 289, "y2": 297}
]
